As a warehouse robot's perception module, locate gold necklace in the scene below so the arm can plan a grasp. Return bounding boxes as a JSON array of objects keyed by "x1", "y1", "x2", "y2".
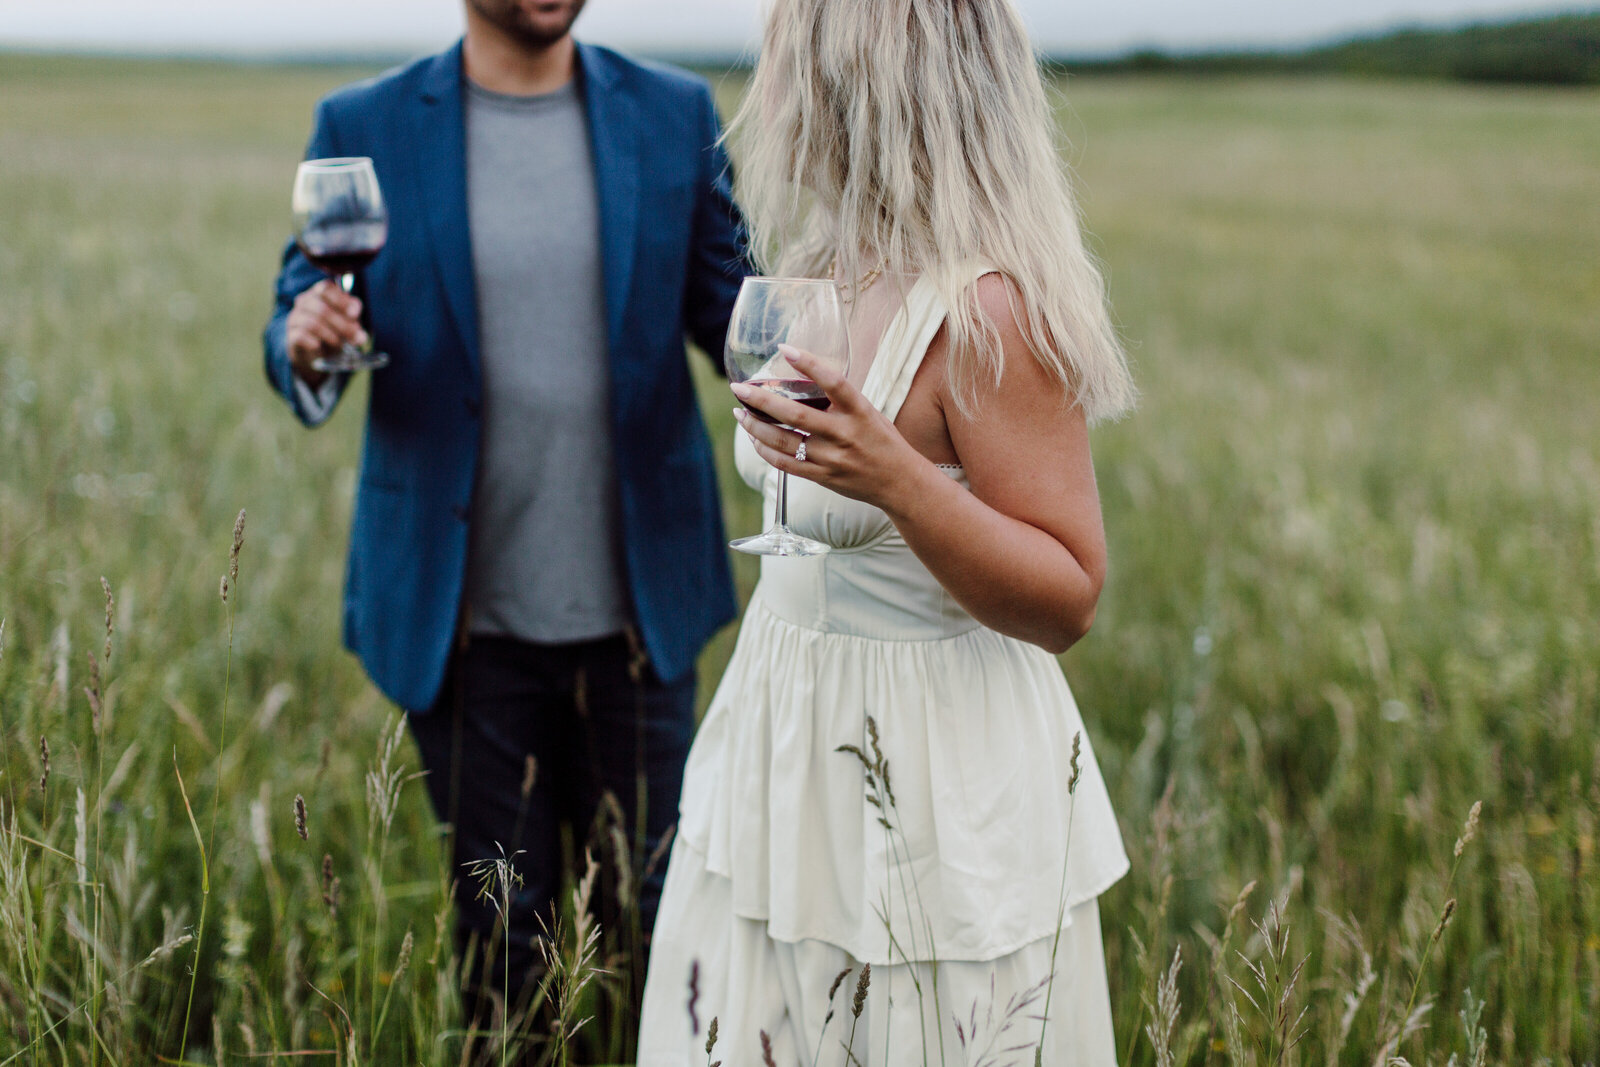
[{"x1": 830, "y1": 253, "x2": 885, "y2": 303}]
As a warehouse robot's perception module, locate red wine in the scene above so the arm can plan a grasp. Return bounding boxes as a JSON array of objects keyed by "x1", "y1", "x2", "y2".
[
  {"x1": 300, "y1": 245, "x2": 382, "y2": 276},
  {"x1": 297, "y1": 220, "x2": 387, "y2": 277},
  {"x1": 742, "y1": 378, "x2": 830, "y2": 425}
]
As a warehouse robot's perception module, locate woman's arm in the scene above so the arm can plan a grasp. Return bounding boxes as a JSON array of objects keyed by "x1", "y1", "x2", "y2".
[{"x1": 731, "y1": 275, "x2": 1108, "y2": 653}]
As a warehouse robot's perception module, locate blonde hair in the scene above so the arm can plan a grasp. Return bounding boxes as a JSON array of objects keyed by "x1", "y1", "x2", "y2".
[{"x1": 727, "y1": 0, "x2": 1135, "y2": 422}]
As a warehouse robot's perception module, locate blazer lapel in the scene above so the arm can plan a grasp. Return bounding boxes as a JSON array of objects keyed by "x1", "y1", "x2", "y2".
[
  {"x1": 578, "y1": 44, "x2": 640, "y2": 357},
  {"x1": 413, "y1": 43, "x2": 481, "y2": 378}
]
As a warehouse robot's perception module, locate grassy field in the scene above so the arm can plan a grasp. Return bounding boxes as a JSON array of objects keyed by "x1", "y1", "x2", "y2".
[{"x1": 1, "y1": 53, "x2": 1597, "y2": 1065}]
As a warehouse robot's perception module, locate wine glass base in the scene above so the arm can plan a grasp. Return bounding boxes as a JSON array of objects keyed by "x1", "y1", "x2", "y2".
[
  {"x1": 730, "y1": 527, "x2": 832, "y2": 557},
  {"x1": 312, "y1": 348, "x2": 390, "y2": 373}
]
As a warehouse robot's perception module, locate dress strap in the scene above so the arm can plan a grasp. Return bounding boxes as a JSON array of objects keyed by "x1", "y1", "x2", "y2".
[
  {"x1": 861, "y1": 276, "x2": 945, "y2": 423},
  {"x1": 861, "y1": 265, "x2": 994, "y2": 423}
]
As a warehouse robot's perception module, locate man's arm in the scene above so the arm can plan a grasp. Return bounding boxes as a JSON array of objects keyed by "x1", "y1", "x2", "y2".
[
  {"x1": 262, "y1": 99, "x2": 354, "y2": 427},
  {"x1": 681, "y1": 83, "x2": 751, "y2": 366}
]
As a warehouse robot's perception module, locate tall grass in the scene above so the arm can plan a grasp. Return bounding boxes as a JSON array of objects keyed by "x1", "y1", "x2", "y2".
[{"x1": 0, "y1": 55, "x2": 1596, "y2": 1063}]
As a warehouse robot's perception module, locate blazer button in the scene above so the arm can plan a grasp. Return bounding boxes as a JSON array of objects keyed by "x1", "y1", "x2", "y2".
[{"x1": 452, "y1": 504, "x2": 469, "y2": 522}]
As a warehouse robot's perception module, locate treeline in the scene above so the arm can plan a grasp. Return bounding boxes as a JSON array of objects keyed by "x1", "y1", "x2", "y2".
[{"x1": 1050, "y1": 11, "x2": 1600, "y2": 85}]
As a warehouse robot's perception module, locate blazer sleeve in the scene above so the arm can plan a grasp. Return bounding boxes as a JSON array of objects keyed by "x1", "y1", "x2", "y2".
[
  {"x1": 262, "y1": 99, "x2": 354, "y2": 427},
  {"x1": 681, "y1": 83, "x2": 751, "y2": 370}
]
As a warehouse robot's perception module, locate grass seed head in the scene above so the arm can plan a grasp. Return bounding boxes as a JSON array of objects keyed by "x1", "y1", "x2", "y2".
[
  {"x1": 141, "y1": 932, "x2": 195, "y2": 967},
  {"x1": 294, "y1": 793, "x2": 308, "y2": 840},
  {"x1": 230, "y1": 508, "x2": 246, "y2": 583},
  {"x1": 609, "y1": 822, "x2": 633, "y2": 910},
  {"x1": 100, "y1": 576, "x2": 114, "y2": 661},
  {"x1": 828, "y1": 966, "x2": 853, "y2": 1001},
  {"x1": 852, "y1": 962, "x2": 871, "y2": 1018},
  {"x1": 1069, "y1": 731, "x2": 1082, "y2": 793},
  {"x1": 1455, "y1": 801, "x2": 1482, "y2": 857},
  {"x1": 322, "y1": 853, "x2": 339, "y2": 914},
  {"x1": 689, "y1": 959, "x2": 702, "y2": 1035},
  {"x1": 759, "y1": 1029, "x2": 777, "y2": 1067},
  {"x1": 394, "y1": 928, "x2": 415, "y2": 984},
  {"x1": 1432, "y1": 898, "x2": 1457, "y2": 942},
  {"x1": 705, "y1": 1015, "x2": 718, "y2": 1055},
  {"x1": 39, "y1": 735, "x2": 50, "y2": 792}
]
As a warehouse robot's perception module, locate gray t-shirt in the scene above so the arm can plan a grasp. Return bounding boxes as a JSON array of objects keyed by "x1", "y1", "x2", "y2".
[{"x1": 462, "y1": 78, "x2": 630, "y2": 643}]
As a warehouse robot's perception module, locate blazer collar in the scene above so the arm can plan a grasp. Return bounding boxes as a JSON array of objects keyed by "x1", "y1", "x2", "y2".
[
  {"x1": 576, "y1": 43, "x2": 640, "y2": 358},
  {"x1": 412, "y1": 41, "x2": 480, "y2": 377}
]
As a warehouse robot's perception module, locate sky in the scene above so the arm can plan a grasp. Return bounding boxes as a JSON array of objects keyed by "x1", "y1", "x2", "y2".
[{"x1": 0, "y1": 0, "x2": 1589, "y2": 59}]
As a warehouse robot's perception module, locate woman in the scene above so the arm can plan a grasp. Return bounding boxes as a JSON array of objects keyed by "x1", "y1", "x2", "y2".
[{"x1": 638, "y1": 0, "x2": 1136, "y2": 1062}]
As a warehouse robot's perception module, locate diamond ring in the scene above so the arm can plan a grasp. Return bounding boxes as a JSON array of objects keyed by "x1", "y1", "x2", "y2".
[{"x1": 794, "y1": 438, "x2": 807, "y2": 462}]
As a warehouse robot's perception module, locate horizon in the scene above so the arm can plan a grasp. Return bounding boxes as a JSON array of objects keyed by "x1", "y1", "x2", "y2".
[{"x1": 0, "y1": 0, "x2": 1593, "y2": 64}]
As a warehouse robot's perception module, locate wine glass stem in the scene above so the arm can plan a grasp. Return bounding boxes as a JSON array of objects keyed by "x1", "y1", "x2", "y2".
[
  {"x1": 775, "y1": 470, "x2": 790, "y2": 530},
  {"x1": 339, "y1": 272, "x2": 356, "y2": 294}
]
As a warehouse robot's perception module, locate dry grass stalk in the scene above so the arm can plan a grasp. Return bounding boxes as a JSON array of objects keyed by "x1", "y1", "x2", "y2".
[
  {"x1": 807, "y1": 965, "x2": 855, "y2": 1067},
  {"x1": 1146, "y1": 946, "x2": 1183, "y2": 1067},
  {"x1": 1037, "y1": 730, "x2": 1085, "y2": 1064},
  {"x1": 954, "y1": 971, "x2": 1051, "y2": 1067},
  {"x1": 1322, "y1": 912, "x2": 1377, "y2": 1063},
  {"x1": 1393, "y1": 800, "x2": 1484, "y2": 1049},
  {"x1": 838, "y1": 960, "x2": 870, "y2": 1064},
  {"x1": 537, "y1": 849, "x2": 607, "y2": 1065},
  {"x1": 1226, "y1": 902, "x2": 1309, "y2": 1067},
  {"x1": 365, "y1": 714, "x2": 415, "y2": 841},
  {"x1": 1452, "y1": 988, "x2": 1489, "y2": 1067}
]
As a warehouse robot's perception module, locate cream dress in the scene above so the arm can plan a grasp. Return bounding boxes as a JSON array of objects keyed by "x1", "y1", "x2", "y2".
[{"x1": 637, "y1": 273, "x2": 1129, "y2": 1066}]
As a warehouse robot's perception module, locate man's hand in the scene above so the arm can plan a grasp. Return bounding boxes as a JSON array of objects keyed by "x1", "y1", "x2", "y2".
[{"x1": 286, "y1": 280, "x2": 367, "y2": 387}]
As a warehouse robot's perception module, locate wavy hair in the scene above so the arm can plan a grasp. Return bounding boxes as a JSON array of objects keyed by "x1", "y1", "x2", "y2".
[{"x1": 727, "y1": 0, "x2": 1134, "y2": 421}]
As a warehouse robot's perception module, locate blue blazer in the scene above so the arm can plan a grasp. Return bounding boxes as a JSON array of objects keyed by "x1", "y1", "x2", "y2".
[{"x1": 263, "y1": 41, "x2": 745, "y2": 711}]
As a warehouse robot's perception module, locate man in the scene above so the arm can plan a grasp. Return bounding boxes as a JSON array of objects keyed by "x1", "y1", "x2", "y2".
[{"x1": 261, "y1": 0, "x2": 744, "y2": 1028}]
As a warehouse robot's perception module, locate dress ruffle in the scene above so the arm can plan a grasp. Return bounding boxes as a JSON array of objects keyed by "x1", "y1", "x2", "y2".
[{"x1": 677, "y1": 593, "x2": 1129, "y2": 965}]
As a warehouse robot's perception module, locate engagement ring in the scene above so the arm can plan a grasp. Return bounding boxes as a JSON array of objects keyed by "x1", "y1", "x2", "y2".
[{"x1": 794, "y1": 439, "x2": 808, "y2": 462}]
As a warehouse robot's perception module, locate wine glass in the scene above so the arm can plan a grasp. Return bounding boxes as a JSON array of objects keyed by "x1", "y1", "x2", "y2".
[
  {"x1": 292, "y1": 157, "x2": 390, "y2": 372},
  {"x1": 724, "y1": 276, "x2": 852, "y2": 557}
]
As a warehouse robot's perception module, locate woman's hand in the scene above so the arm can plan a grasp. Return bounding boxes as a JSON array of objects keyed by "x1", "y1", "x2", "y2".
[{"x1": 731, "y1": 345, "x2": 936, "y2": 513}]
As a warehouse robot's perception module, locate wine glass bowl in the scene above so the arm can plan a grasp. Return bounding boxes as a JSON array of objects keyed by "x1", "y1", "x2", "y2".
[
  {"x1": 292, "y1": 157, "x2": 390, "y2": 372},
  {"x1": 724, "y1": 276, "x2": 852, "y2": 556}
]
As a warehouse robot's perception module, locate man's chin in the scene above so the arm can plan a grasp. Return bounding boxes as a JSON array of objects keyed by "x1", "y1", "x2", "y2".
[{"x1": 511, "y1": 1, "x2": 584, "y2": 46}]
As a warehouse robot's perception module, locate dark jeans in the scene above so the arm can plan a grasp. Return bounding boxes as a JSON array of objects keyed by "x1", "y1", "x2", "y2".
[{"x1": 408, "y1": 630, "x2": 694, "y2": 1022}]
